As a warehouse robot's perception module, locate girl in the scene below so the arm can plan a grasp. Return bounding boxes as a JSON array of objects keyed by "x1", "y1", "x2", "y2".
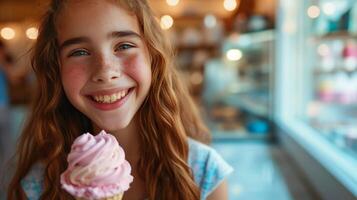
[{"x1": 8, "y1": 0, "x2": 233, "y2": 199}]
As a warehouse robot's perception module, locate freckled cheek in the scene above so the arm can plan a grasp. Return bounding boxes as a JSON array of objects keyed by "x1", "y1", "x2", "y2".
[
  {"x1": 122, "y1": 53, "x2": 152, "y2": 86},
  {"x1": 61, "y1": 64, "x2": 90, "y2": 95}
]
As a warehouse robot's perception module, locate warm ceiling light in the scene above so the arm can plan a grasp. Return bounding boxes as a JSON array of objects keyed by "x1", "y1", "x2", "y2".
[
  {"x1": 1, "y1": 27, "x2": 16, "y2": 40},
  {"x1": 307, "y1": 5, "x2": 320, "y2": 19},
  {"x1": 166, "y1": 0, "x2": 179, "y2": 6},
  {"x1": 226, "y1": 49, "x2": 242, "y2": 61},
  {"x1": 160, "y1": 15, "x2": 174, "y2": 30},
  {"x1": 224, "y1": 0, "x2": 237, "y2": 11},
  {"x1": 26, "y1": 27, "x2": 39, "y2": 40}
]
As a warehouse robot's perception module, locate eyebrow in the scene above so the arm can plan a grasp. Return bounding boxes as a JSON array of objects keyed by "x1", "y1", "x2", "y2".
[
  {"x1": 59, "y1": 37, "x2": 90, "y2": 51},
  {"x1": 108, "y1": 30, "x2": 141, "y2": 39},
  {"x1": 59, "y1": 30, "x2": 142, "y2": 51}
]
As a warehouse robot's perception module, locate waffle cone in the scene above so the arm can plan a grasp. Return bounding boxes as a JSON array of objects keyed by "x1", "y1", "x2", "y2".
[
  {"x1": 75, "y1": 193, "x2": 123, "y2": 200},
  {"x1": 102, "y1": 193, "x2": 123, "y2": 200}
]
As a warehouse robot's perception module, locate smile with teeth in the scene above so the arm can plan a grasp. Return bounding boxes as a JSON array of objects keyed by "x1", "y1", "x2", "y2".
[{"x1": 92, "y1": 89, "x2": 129, "y2": 104}]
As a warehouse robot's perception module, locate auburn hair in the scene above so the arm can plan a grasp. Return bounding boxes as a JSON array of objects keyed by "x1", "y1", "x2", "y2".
[{"x1": 8, "y1": 0, "x2": 210, "y2": 199}]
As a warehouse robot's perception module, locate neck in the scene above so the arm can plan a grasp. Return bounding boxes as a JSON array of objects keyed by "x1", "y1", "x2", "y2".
[{"x1": 114, "y1": 119, "x2": 141, "y2": 165}]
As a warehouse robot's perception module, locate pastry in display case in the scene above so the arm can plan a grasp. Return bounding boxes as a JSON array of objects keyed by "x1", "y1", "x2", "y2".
[
  {"x1": 276, "y1": 0, "x2": 357, "y2": 198},
  {"x1": 309, "y1": 35, "x2": 357, "y2": 156},
  {"x1": 306, "y1": 0, "x2": 357, "y2": 157}
]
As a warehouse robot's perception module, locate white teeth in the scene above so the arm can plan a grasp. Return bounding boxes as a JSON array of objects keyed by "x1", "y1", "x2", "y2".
[
  {"x1": 104, "y1": 95, "x2": 110, "y2": 103},
  {"x1": 110, "y1": 94, "x2": 116, "y2": 103},
  {"x1": 92, "y1": 90, "x2": 129, "y2": 103}
]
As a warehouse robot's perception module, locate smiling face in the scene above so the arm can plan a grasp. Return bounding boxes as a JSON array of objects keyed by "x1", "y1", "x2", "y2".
[{"x1": 57, "y1": 0, "x2": 152, "y2": 132}]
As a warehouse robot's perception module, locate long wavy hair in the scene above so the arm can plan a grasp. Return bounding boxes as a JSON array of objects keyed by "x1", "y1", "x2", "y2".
[{"x1": 7, "y1": 0, "x2": 210, "y2": 199}]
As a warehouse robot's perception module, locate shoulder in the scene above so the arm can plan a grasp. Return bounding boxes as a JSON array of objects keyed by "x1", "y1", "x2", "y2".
[
  {"x1": 21, "y1": 162, "x2": 44, "y2": 200},
  {"x1": 188, "y1": 138, "x2": 233, "y2": 200}
]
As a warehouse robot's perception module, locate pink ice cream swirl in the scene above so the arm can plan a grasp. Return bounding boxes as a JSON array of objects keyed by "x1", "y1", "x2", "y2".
[{"x1": 60, "y1": 130, "x2": 133, "y2": 200}]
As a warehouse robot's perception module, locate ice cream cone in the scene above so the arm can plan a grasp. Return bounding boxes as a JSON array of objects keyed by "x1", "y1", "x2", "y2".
[
  {"x1": 75, "y1": 193, "x2": 123, "y2": 200},
  {"x1": 62, "y1": 131, "x2": 133, "y2": 200},
  {"x1": 102, "y1": 193, "x2": 123, "y2": 200}
]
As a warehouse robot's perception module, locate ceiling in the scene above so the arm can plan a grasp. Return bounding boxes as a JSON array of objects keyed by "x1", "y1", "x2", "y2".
[
  {"x1": 150, "y1": 0, "x2": 238, "y2": 18},
  {"x1": 0, "y1": 0, "x2": 275, "y2": 23}
]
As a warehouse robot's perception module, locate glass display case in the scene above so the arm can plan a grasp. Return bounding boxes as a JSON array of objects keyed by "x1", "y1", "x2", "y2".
[
  {"x1": 276, "y1": 0, "x2": 357, "y2": 198},
  {"x1": 202, "y1": 30, "x2": 275, "y2": 139}
]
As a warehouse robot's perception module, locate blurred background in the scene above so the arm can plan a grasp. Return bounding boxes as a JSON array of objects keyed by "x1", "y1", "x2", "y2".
[{"x1": 0, "y1": 0, "x2": 357, "y2": 199}]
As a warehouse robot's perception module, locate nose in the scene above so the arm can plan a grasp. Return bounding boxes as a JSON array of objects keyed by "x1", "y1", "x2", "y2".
[{"x1": 91, "y1": 54, "x2": 121, "y2": 83}]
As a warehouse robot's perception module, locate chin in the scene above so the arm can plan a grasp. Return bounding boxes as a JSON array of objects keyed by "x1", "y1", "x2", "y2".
[{"x1": 94, "y1": 118, "x2": 133, "y2": 133}]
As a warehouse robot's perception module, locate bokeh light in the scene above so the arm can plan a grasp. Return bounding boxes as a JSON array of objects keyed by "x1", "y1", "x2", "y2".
[
  {"x1": 204, "y1": 14, "x2": 217, "y2": 28},
  {"x1": 166, "y1": 0, "x2": 179, "y2": 6},
  {"x1": 26, "y1": 27, "x2": 39, "y2": 40},
  {"x1": 307, "y1": 5, "x2": 320, "y2": 19},
  {"x1": 0, "y1": 27, "x2": 16, "y2": 40},
  {"x1": 322, "y1": 2, "x2": 335, "y2": 16},
  {"x1": 224, "y1": 0, "x2": 237, "y2": 11},
  {"x1": 160, "y1": 15, "x2": 174, "y2": 30},
  {"x1": 226, "y1": 49, "x2": 243, "y2": 61}
]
